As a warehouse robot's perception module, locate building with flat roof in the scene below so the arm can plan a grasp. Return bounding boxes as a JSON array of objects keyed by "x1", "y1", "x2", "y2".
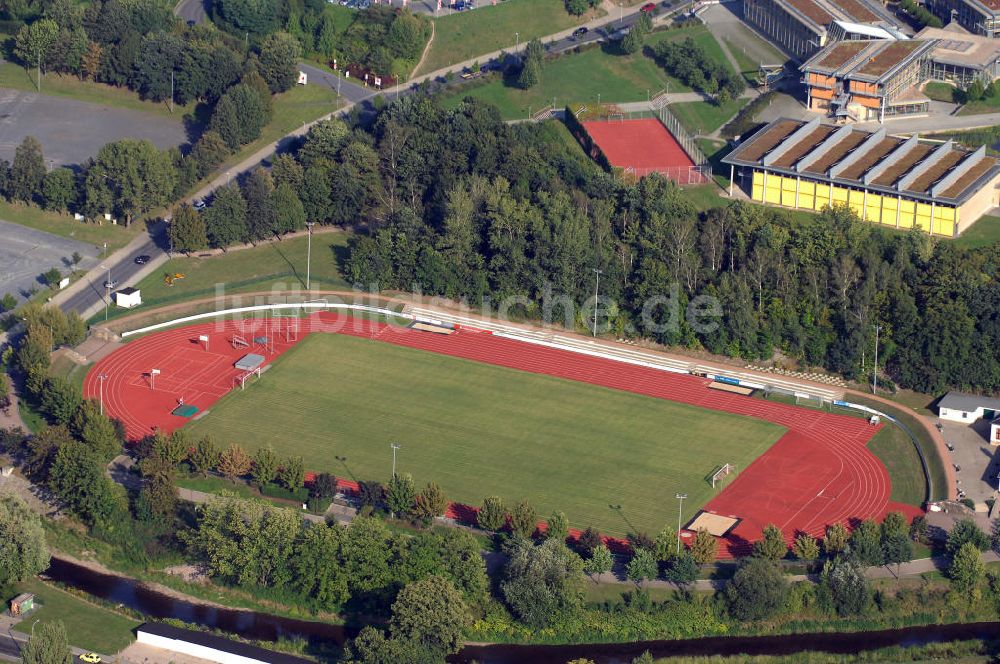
[
  {"x1": 802, "y1": 39, "x2": 936, "y2": 121},
  {"x1": 743, "y1": 0, "x2": 901, "y2": 60},
  {"x1": 917, "y1": 25, "x2": 1000, "y2": 86},
  {"x1": 927, "y1": 0, "x2": 1000, "y2": 38},
  {"x1": 722, "y1": 117, "x2": 1000, "y2": 236}
]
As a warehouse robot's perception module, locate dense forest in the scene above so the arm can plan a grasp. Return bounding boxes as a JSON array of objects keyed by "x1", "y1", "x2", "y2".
[{"x1": 265, "y1": 95, "x2": 1000, "y2": 395}]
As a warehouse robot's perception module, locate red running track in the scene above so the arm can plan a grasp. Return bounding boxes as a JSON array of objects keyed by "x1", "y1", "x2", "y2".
[
  {"x1": 582, "y1": 118, "x2": 694, "y2": 171},
  {"x1": 84, "y1": 313, "x2": 921, "y2": 557}
]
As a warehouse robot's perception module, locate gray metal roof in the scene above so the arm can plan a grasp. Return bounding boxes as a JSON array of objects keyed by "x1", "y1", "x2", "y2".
[{"x1": 939, "y1": 391, "x2": 1000, "y2": 412}]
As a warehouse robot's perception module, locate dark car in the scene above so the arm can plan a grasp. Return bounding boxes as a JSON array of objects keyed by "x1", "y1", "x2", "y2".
[
  {"x1": 572, "y1": 27, "x2": 589, "y2": 38},
  {"x1": 640, "y1": 2, "x2": 656, "y2": 11},
  {"x1": 661, "y1": 0, "x2": 672, "y2": 6},
  {"x1": 134, "y1": 255, "x2": 151, "y2": 265}
]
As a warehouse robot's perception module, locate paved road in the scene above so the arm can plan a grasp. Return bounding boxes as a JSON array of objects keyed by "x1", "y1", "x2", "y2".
[
  {"x1": 298, "y1": 63, "x2": 377, "y2": 103},
  {"x1": 0, "y1": 218, "x2": 102, "y2": 306},
  {"x1": 58, "y1": 222, "x2": 168, "y2": 319},
  {"x1": 56, "y1": 0, "x2": 688, "y2": 320},
  {"x1": 0, "y1": 87, "x2": 188, "y2": 168},
  {"x1": 173, "y1": 0, "x2": 207, "y2": 24}
]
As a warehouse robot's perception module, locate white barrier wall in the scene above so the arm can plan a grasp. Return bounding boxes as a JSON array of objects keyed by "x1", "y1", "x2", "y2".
[{"x1": 137, "y1": 631, "x2": 265, "y2": 664}]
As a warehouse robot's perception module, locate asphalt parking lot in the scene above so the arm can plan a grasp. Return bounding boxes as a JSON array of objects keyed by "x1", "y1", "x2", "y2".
[
  {"x1": 940, "y1": 420, "x2": 1000, "y2": 505},
  {"x1": 0, "y1": 218, "x2": 102, "y2": 306},
  {"x1": 0, "y1": 87, "x2": 189, "y2": 167}
]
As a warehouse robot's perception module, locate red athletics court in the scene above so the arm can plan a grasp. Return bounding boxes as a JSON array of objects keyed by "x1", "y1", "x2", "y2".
[
  {"x1": 581, "y1": 117, "x2": 707, "y2": 184},
  {"x1": 85, "y1": 312, "x2": 922, "y2": 558}
]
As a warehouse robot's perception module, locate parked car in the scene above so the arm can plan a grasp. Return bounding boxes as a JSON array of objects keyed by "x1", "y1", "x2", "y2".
[
  {"x1": 460, "y1": 68, "x2": 481, "y2": 79},
  {"x1": 193, "y1": 199, "x2": 206, "y2": 210},
  {"x1": 661, "y1": 0, "x2": 673, "y2": 7},
  {"x1": 134, "y1": 255, "x2": 151, "y2": 265},
  {"x1": 572, "y1": 27, "x2": 589, "y2": 39},
  {"x1": 79, "y1": 655, "x2": 102, "y2": 664},
  {"x1": 103, "y1": 279, "x2": 118, "y2": 290},
  {"x1": 640, "y1": 2, "x2": 657, "y2": 11}
]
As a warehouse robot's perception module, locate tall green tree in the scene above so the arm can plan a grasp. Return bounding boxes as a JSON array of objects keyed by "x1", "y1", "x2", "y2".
[
  {"x1": 949, "y1": 541, "x2": 985, "y2": 600},
  {"x1": 42, "y1": 167, "x2": 76, "y2": 212},
  {"x1": 169, "y1": 204, "x2": 209, "y2": 253},
  {"x1": 501, "y1": 537, "x2": 585, "y2": 628},
  {"x1": 725, "y1": 557, "x2": 788, "y2": 621},
  {"x1": 20, "y1": 620, "x2": 72, "y2": 664},
  {"x1": 251, "y1": 445, "x2": 279, "y2": 486},
  {"x1": 9, "y1": 136, "x2": 46, "y2": 203},
  {"x1": 386, "y1": 473, "x2": 416, "y2": 517},
  {"x1": 85, "y1": 139, "x2": 176, "y2": 224},
  {"x1": 242, "y1": 169, "x2": 276, "y2": 241},
  {"x1": 0, "y1": 494, "x2": 49, "y2": 586},
  {"x1": 270, "y1": 183, "x2": 306, "y2": 235},
  {"x1": 204, "y1": 183, "x2": 249, "y2": 248},
  {"x1": 753, "y1": 524, "x2": 788, "y2": 560},
  {"x1": 584, "y1": 543, "x2": 613, "y2": 580},
  {"x1": 256, "y1": 32, "x2": 300, "y2": 92},
  {"x1": 69, "y1": 399, "x2": 120, "y2": 462},
  {"x1": 510, "y1": 499, "x2": 537, "y2": 539},
  {"x1": 389, "y1": 575, "x2": 470, "y2": 658},
  {"x1": 477, "y1": 496, "x2": 506, "y2": 532},
  {"x1": 14, "y1": 19, "x2": 59, "y2": 86}
]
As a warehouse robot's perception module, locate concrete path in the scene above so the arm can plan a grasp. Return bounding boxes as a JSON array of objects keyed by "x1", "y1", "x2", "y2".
[{"x1": 857, "y1": 110, "x2": 1000, "y2": 134}]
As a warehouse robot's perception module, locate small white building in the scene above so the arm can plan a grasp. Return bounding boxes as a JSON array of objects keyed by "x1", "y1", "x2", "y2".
[
  {"x1": 136, "y1": 623, "x2": 312, "y2": 664},
  {"x1": 114, "y1": 287, "x2": 142, "y2": 309},
  {"x1": 938, "y1": 391, "x2": 1000, "y2": 423}
]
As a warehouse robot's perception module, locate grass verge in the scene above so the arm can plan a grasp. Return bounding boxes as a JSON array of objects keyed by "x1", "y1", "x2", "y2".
[
  {"x1": 184, "y1": 333, "x2": 786, "y2": 537},
  {"x1": 96, "y1": 232, "x2": 351, "y2": 324},
  {"x1": 0, "y1": 200, "x2": 139, "y2": 252},
  {"x1": 848, "y1": 394, "x2": 946, "y2": 503},
  {"x1": 0, "y1": 61, "x2": 195, "y2": 120},
  {"x1": 668, "y1": 96, "x2": 747, "y2": 136},
  {"x1": 4, "y1": 577, "x2": 140, "y2": 653},
  {"x1": 867, "y1": 420, "x2": 926, "y2": 507},
  {"x1": 417, "y1": 0, "x2": 603, "y2": 76},
  {"x1": 955, "y1": 215, "x2": 1000, "y2": 249}
]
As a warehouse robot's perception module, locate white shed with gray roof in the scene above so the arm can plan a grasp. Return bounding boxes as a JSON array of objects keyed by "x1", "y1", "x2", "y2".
[{"x1": 938, "y1": 391, "x2": 1000, "y2": 422}]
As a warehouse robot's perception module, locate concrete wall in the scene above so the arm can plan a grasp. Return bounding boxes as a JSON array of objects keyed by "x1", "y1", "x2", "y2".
[
  {"x1": 136, "y1": 632, "x2": 267, "y2": 664},
  {"x1": 940, "y1": 406, "x2": 984, "y2": 422}
]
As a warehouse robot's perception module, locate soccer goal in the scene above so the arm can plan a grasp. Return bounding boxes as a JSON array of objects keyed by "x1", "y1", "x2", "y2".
[
  {"x1": 794, "y1": 392, "x2": 827, "y2": 409},
  {"x1": 711, "y1": 463, "x2": 737, "y2": 489}
]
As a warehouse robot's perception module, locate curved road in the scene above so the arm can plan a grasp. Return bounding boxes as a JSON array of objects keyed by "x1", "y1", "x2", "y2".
[{"x1": 56, "y1": 2, "x2": 687, "y2": 320}]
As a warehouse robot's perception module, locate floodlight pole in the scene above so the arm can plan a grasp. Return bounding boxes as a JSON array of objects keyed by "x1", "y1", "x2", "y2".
[
  {"x1": 592, "y1": 268, "x2": 602, "y2": 337},
  {"x1": 675, "y1": 492, "x2": 687, "y2": 555},
  {"x1": 98, "y1": 373, "x2": 108, "y2": 415},
  {"x1": 871, "y1": 324, "x2": 881, "y2": 394},
  {"x1": 305, "y1": 221, "x2": 315, "y2": 290},
  {"x1": 391, "y1": 443, "x2": 401, "y2": 477}
]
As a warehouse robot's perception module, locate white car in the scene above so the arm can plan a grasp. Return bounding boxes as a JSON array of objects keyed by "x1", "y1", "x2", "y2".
[{"x1": 193, "y1": 199, "x2": 207, "y2": 211}]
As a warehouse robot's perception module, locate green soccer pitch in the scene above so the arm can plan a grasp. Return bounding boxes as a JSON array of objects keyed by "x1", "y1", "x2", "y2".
[{"x1": 185, "y1": 334, "x2": 786, "y2": 536}]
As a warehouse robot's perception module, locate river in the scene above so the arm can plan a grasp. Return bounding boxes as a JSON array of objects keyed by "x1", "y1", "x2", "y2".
[{"x1": 46, "y1": 557, "x2": 999, "y2": 663}]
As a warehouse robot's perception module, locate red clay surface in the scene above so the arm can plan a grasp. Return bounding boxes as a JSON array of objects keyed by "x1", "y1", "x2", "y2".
[
  {"x1": 582, "y1": 118, "x2": 695, "y2": 172},
  {"x1": 84, "y1": 313, "x2": 922, "y2": 557}
]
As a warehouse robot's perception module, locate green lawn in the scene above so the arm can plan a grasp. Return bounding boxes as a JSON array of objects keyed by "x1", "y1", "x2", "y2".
[
  {"x1": 955, "y1": 214, "x2": 1000, "y2": 249},
  {"x1": 724, "y1": 38, "x2": 760, "y2": 84},
  {"x1": 0, "y1": 200, "x2": 139, "y2": 252},
  {"x1": 417, "y1": 0, "x2": 603, "y2": 76},
  {"x1": 0, "y1": 61, "x2": 196, "y2": 121},
  {"x1": 126, "y1": 232, "x2": 351, "y2": 313},
  {"x1": 923, "y1": 81, "x2": 958, "y2": 103},
  {"x1": 668, "y1": 96, "x2": 747, "y2": 136},
  {"x1": 439, "y1": 25, "x2": 740, "y2": 120},
  {"x1": 958, "y1": 93, "x2": 1000, "y2": 115},
  {"x1": 867, "y1": 422, "x2": 926, "y2": 507},
  {"x1": 185, "y1": 333, "x2": 786, "y2": 537},
  {"x1": 8, "y1": 578, "x2": 140, "y2": 653}
]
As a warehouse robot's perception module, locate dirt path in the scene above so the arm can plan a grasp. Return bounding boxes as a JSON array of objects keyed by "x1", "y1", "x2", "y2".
[{"x1": 413, "y1": 20, "x2": 436, "y2": 79}]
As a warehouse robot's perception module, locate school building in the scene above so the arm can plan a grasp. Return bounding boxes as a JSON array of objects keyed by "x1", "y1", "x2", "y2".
[
  {"x1": 927, "y1": 0, "x2": 1000, "y2": 38},
  {"x1": 722, "y1": 117, "x2": 1000, "y2": 236},
  {"x1": 801, "y1": 39, "x2": 935, "y2": 122},
  {"x1": 742, "y1": 0, "x2": 902, "y2": 61}
]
